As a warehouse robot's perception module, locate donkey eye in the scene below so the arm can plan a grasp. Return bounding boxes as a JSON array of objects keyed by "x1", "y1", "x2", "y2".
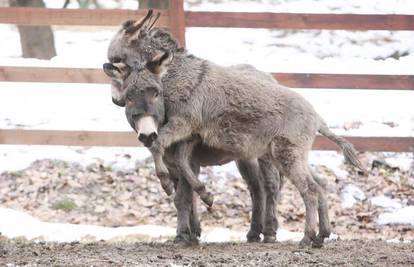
[
  {"x1": 146, "y1": 87, "x2": 159, "y2": 97},
  {"x1": 111, "y1": 57, "x2": 122, "y2": 63}
]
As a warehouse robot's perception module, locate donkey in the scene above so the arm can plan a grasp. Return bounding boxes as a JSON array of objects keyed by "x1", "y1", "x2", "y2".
[
  {"x1": 105, "y1": 11, "x2": 366, "y2": 247},
  {"x1": 103, "y1": 61, "x2": 283, "y2": 243}
]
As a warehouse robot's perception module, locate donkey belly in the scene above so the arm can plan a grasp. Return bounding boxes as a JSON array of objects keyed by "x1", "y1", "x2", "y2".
[
  {"x1": 199, "y1": 127, "x2": 268, "y2": 160},
  {"x1": 193, "y1": 144, "x2": 234, "y2": 166}
]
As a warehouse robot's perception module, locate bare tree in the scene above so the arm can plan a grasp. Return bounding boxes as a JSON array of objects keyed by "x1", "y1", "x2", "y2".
[
  {"x1": 138, "y1": 0, "x2": 169, "y2": 9},
  {"x1": 9, "y1": 0, "x2": 57, "y2": 59}
]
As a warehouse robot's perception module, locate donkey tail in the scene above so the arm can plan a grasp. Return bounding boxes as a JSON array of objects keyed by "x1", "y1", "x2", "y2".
[{"x1": 318, "y1": 121, "x2": 367, "y2": 173}]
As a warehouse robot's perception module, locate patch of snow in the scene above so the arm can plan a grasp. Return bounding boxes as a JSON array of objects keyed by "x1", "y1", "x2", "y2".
[
  {"x1": 309, "y1": 151, "x2": 346, "y2": 178},
  {"x1": 383, "y1": 153, "x2": 414, "y2": 171},
  {"x1": 0, "y1": 207, "x2": 175, "y2": 242},
  {"x1": 211, "y1": 162, "x2": 241, "y2": 178},
  {"x1": 386, "y1": 238, "x2": 412, "y2": 243},
  {"x1": 0, "y1": 207, "x2": 311, "y2": 243},
  {"x1": 377, "y1": 206, "x2": 414, "y2": 226},
  {"x1": 371, "y1": 195, "x2": 402, "y2": 211},
  {"x1": 341, "y1": 184, "x2": 366, "y2": 208},
  {"x1": 201, "y1": 228, "x2": 245, "y2": 243},
  {"x1": 0, "y1": 145, "x2": 151, "y2": 173}
]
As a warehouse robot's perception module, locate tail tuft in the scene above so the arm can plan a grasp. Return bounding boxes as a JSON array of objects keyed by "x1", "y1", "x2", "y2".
[{"x1": 318, "y1": 122, "x2": 367, "y2": 174}]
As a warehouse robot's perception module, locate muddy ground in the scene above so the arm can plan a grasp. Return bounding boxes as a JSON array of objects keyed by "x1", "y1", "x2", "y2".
[
  {"x1": 1, "y1": 155, "x2": 413, "y2": 241},
  {"x1": 1, "y1": 238, "x2": 413, "y2": 266}
]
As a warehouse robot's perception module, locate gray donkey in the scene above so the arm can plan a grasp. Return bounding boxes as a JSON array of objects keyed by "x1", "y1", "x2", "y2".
[
  {"x1": 104, "y1": 60, "x2": 284, "y2": 243},
  {"x1": 105, "y1": 11, "x2": 366, "y2": 247}
]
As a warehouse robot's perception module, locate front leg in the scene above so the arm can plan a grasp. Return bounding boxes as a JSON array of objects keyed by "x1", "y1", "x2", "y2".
[{"x1": 150, "y1": 116, "x2": 194, "y2": 193}]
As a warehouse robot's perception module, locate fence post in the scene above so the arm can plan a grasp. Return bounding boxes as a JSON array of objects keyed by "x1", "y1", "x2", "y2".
[{"x1": 168, "y1": 0, "x2": 186, "y2": 48}]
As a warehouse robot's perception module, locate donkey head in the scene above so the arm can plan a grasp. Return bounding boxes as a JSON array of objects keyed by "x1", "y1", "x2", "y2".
[
  {"x1": 102, "y1": 61, "x2": 131, "y2": 106},
  {"x1": 104, "y1": 9, "x2": 179, "y2": 107},
  {"x1": 123, "y1": 51, "x2": 173, "y2": 147}
]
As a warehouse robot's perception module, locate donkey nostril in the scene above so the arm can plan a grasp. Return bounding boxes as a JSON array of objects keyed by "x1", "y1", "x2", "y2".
[
  {"x1": 103, "y1": 63, "x2": 112, "y2": 70},
  {"x1": 138, "y1": 133, "x2": 147, "y2": 143},
  {"x1": 138, "y1": 133, "x2": 157, "y2": 147},
  {"x1": 148, "y1": 132, "x2": 158, "y2": 142}
]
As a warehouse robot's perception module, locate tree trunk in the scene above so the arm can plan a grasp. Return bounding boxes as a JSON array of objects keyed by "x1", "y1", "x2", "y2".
[
  {"x1": 138, "y1": 0, "x2": 169, "y2": 9},
  {"x1": 9, "y1": 0, "x2": 57, "y2": 60}
]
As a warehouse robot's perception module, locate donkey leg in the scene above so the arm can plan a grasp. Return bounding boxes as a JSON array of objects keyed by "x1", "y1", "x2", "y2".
[
  {"x1": 151, "y1": 117, "x2": 194, "y2": 182},
  {"x1": 236, "y1": 159, "x2": 265, "y2": 243},
  {"x1": 271, "y1": 150, "x2": 319, "y2": 247},
  {"x1": 188, "y1": 158, "x2": 202, "y2": 240},
  {"x1": 176, "y1": 140, "x2": 214, "y2": 207},
  {"x1": 258, "y1": 156, "x2": 282, "y2": 243},
  {"x1": 173, "y1": 171, "x2": 198, "y2": 244},
  {"x1": 311, "y1": 170, "x2": 331, "y2": 247},
  {"x1": 152, "y1": 151, "x2": 174, "y2": 196}
]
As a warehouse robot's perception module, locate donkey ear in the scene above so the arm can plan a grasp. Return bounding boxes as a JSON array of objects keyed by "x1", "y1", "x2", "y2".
[
  {"x1": 123, "y1": 9, "x2": 154, "y2": 36},
  {"x1": 146, "y1": 51, "x2": 173, "y2": 77}
]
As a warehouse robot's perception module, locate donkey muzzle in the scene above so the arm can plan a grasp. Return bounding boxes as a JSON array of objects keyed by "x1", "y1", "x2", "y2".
[{"x1": 135, "y1": 115, "x2": 158, "y2": 147}]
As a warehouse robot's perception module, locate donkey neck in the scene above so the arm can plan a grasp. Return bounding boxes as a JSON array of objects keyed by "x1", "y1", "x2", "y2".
[{"x1": 162, "y1": 52, "x2": 208, "y2": 95}]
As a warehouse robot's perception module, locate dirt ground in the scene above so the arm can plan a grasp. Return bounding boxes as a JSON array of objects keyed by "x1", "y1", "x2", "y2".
[
  {"x1": 1, "y1": 238, "x2": 413, "y2": 266},
  {"x1": 1, "y1": 154, "x2": 413, "y2": 241}
]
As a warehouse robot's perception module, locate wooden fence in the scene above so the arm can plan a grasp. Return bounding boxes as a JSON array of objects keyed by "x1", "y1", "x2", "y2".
[{"x1": 0, "y1": 0, "x2": 413, "y2": 152}]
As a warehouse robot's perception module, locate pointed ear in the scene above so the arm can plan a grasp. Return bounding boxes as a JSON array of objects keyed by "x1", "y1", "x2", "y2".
[
  {"x1": 146, "y1": 51, "x2": 173, "y2": 77},
  {"x1": 123, "y1": 9, "x2": 153, "y2": 36}
]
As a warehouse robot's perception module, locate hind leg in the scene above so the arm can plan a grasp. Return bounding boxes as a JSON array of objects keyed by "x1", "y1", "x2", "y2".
[
  {"x1": 172, "y1": 170, "x2": 196, "y2": 244},
  {"x1": 312, "y1": 170, "x2": 331, "y2": 247},
  {"x1": 236, "y1": 159, "x2": 265, "y2": 242},
  {"x1": 271, "y1": 148, "x2": 319, "y2": 247},
  {"x1": 189, "y1": 160, "x2": 202, "y2": 240},
  {"x1": 258, "y1": 155, "x2": 282, "y2": 243}
]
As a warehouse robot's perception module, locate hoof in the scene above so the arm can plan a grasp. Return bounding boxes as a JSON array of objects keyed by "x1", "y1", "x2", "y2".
[
  {"x1": 174, "y1": 234, "x2": 199, "y2": 246},
  {"x1": 201, "y1": 192, "x2": 214, "y2": 207},
  {"x1": 246, "y1": 231, "x2": 261, "y2": 243},
  {"x1": 299, "y1": 236, "x2": 312, "y2": 248},
  {"x1": 161, "y1": 183, "x2": 174, "y2": 196},
  {"x1": 311, "y1": 239, "x2": 324, "y2": 248},
  {"x1": 263, "y1": 235, "x2": 276, "y2": 243},
  {"x1": 160, "y1": 177, "x2": 174, "y2": 196},
  {"x1": 312, "y1": 234, "x2": 327, "y2": 248},
  {"x1": 247, "y1": 236, "x2": 261, "y2": 243}
]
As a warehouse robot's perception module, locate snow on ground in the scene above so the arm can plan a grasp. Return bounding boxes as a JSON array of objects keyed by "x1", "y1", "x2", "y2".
[
  {"x1": 371, "y1": 195, "x2": 403, "y2": 211},
  {"x1": 341, "y1": 184, "x2": 367, "y2": 209},
  {"x1": 0, "y1": 207, "x2": 310, "y2": 243},
  {"x1": 0, "y1": 145, "x2": 151, "y2": 173},
  {"x1": 370, "y1": 196, "x2": 414, "y2": 226},
  {"x1": 377, "y1": 206, "x2": 414, "y2": 226},
  {"x1": 0, "y1": 0, "x2": 413, "y2": 238}
]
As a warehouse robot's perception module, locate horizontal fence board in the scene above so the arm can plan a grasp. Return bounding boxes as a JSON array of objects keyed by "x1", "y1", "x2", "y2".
[
  {"x1": 185, "y1": 12, "x2": 414, "y2": 30},
  {"x1": 1, "y1": 8, "x2": 413, "y2": 31},
  {"x1": 1, "y1": 67, "x2": 413, "y2": 90},
  {"x1": 0, "y1": 67, "x2": 108, "y2": 83},
  {"x1": 314, "y1": 136, "x2": 414, "y2": 152},
  {"x1": 273, "y1": 73, "x2": 414, "y2": 90},
  {"x1": 0, "y1": 7, "x2": 169, "y2": 26},
  {"x1": 0, "y1": 129, "x2": 139, "y2": 147},
  {"x1": 0, "y1": 129, "x2": 413, "y2": 152}
]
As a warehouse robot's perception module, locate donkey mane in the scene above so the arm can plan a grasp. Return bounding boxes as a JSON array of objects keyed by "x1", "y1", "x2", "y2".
[{"x1": 148, "y1": 28, "x2": 185, "y2": 54}]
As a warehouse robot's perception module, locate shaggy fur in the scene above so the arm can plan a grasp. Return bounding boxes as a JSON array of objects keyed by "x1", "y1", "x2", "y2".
[
  {"x1": 106, "y1": 11, "x2": 365, "y2": 247},
  {"x1": 103, "y1": 61, "x2": 282, "y2": 243}
]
